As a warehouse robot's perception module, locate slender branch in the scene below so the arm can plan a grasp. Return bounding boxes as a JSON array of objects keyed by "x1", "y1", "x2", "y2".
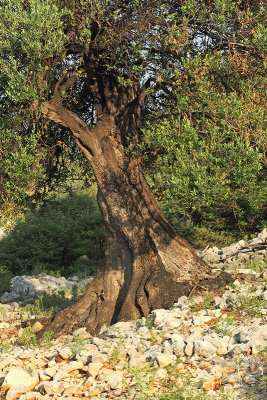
[{"x1": 53, "y1": 74, "x2": 79, "y2": 104}]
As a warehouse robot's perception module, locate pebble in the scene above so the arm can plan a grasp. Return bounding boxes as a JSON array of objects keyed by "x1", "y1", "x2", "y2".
[{"x1": 6, "y1": 384, "x2": 28, "y2": 400}]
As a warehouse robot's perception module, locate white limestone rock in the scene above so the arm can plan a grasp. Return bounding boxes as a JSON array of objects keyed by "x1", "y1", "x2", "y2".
[
  {"x1": 39, "y1": 381, "x2": 64, "y2": 395},
  {"x1": 57, "y1": 346, "x2": 73, "y2": 360},
  {"x1": 1, "y1": 274, "x2": 92, "y2": 304},
  {"x1": 6, "y1": 384, "x2": 28, "y2": 400},
  {"x1": 155, "y1": 368, "x2": 168, "y2": 379},
  {"x1": 194, "y1": 340, "x2": 217, "y2": 358},
  {"x1": 170, "y1": 334, "x2": 185, "y2": 356},
  {"x1": 4, "y1": 368, "x2": 39, "y2": 390},
  {"x1": 97, "y1": 369, "x2": 123, "y2": 389},
  {"x1": 156, "y1": 353, "x2": 177, "y2": 368},
  {"x1": 88, "y1": 362, "x2": 104, "y2": 379}
]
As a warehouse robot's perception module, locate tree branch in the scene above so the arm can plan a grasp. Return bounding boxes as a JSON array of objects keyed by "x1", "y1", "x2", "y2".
[
  {"x1": 41, "y1": 100, "x2": 96, "y2": 159},
  {"x1": 52, "y1": 74, "x2": 79, "y2": 104}
]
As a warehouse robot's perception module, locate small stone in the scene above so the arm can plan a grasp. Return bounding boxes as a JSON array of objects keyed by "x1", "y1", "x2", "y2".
[
  {"x1": 202, "y1": 376, "x2": 221, "y2": 391},
  {"x1": 170, "y1": 334, "x2": 185, "y2": 356},
  {"x1": 18, "y1": 351, "x2": 33, "y2": 360},
  {"x1": 73, "y1": 327, "x2": 91, "y2": 339},
  {"x1": 83, "y1": 376, "x2": 95, "y2": 390},
  {"x1": 151, "y1": 309, "x2": 170, "y2": 326},
  {"x1": 38, "y1": 372, "x2": 51, "y2": 382},
  {"x1": 243, "y1": 375, "x2": 257, "y2": 384},
  {"x1": 92, "y1": 336, "x2": 105, "y2": 347},
  {"x1": 192, "y1": 315, "x2": 214, "y2": 326},
  {"x1": 4, "y1": 368, "x2": 39, "y2": 390},
  {"x1": 87, "y1": 386, "x2": 101, "y2": 397},
  {"x1": 62, "y1": 360, "x2": 84, "y2": 373},
  {"x1": 258, "y1": 228, "x2": 267, "y2": 241},
  {"x1": 156, "y1": 354, "x2": 176, "y2": 368},
  {"x1": 32, "y1": 321, "x2": 43, "y2": 332},
  {"x1": 98, "y1": 369, "x2": 123, "y2": 389},
  {"x1": 184, "y1": 342, "x2": 194, "y2": 357},
  {"x1": 155, "y1": 368, "x2": 168, "y2": 379},
  {"x1": 91, "y1": 352, "x2": 109, "y2": 363},
  {"x1": 39, "y1": 381, "x2": 64, "y2": 395},
  {"x1": 224, "y1": 373, "x2": 242, "y2": 385},
  {"x1": 199, "y1": 361, "x2": 212, "y2": 370},
  {"x1": 19, "y1": 392, "x2": 42, "y2": 400},
  {"x1": 163, "y1": 340, "x2": 174, "y2": 355},
  {"x1": 128, "y1": 352, "x2": 148, "y2": 368},
  {"x1": 79, "y1": 346, "x2": 98, "y2": 357},
  {"x1": 137, "y1": 326, "x2": 151, "y2": 339},
  {"x1": 57, "y1": 346, "x2": 73, "y2": 360},
  {"x1": 194, "y1": 340, "x2": 217, "y2": 358},
  {"x1": 62, "y1": 384, "x2": 83, "y2": 396},
  {"x1": 248, "y1": 324, "x2": 267, "y2": 353},
  {"x1": 0, "y1": 322, "x2": 10, "y2": 329},
  {"x1": 52, "y1": 370, "x2": 70, "y2": 381},
  {"x1": 76, "y1": 354, "x2": 89, "y2": 365},
  {"x1": 42, "y1": 368, "x2": 57, "y2": 378},
  {"x1": 6, "y1": 384, "x2": 28, "y2": 400},
  {"x1": 88, "y1": 362, "x2": 104, "y2": 378}
]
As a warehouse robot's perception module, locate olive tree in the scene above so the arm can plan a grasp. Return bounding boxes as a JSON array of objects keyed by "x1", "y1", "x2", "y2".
[{"x1": 2, "y1": 0, "x2": 265, "y2": 334}]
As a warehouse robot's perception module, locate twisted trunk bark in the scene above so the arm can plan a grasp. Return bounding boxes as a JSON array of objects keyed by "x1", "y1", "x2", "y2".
[{"x1": 44, "y1": 112, "x2": 232, "y2": 336}]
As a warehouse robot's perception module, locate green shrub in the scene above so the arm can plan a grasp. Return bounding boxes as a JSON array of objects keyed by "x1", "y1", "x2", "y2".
[
  {"x1": 17, "y1": 326, "x2": 38, "y2": 348},
  {"x1": 20, "y1": 285, "x2": 86, "y2": 320},
  {"x1": 16, "y1": 326, "x2": 54, "y2": 349},
  {"x1": 0, "y1": 191, "x2": 104, "y2": 276},
  {"x1": 68, "y1": 336, "x2": 89, "y2": 356}
]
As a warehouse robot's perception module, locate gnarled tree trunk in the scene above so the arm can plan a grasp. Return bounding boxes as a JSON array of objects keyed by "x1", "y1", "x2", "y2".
[{"x1": 43, "y1": 107, "x2": 232, "y2": 336}]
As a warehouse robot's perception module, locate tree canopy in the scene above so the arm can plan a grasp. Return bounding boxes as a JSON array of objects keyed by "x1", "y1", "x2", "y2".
[{"x1": 1, "y1": 0, "x2": 266, "y2": 242}]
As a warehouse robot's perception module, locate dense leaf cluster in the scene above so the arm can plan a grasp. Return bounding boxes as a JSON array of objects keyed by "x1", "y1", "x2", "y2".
[{"x1": 0, "y1": 0, "x2": 266, "y2": 246}]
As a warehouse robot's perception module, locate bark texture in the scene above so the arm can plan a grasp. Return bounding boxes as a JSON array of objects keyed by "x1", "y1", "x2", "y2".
[{"x1": 42, "y1": 101, "x2": 232, "y2": 336}]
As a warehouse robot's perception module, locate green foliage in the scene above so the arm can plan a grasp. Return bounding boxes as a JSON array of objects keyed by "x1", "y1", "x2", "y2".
[
  {"x1": 0, "y1": 0, "x2": 266, "y2": 251},
  {"x1": 235, "y1": 292, "x2": 266, "y2": 317},
  {"x1": 189, "y1": 291, "x2": 215, "y2": 312},
  {"x1": 39, "y1": 330, "x2": 54, "y2": 348},
  {"x1": 67, "y1": 336, "x2": 89, "y2": 356},
  {"x1": 214, "y1": 314, "x2": 236, "y2": 336},
  {"x1": 0, "y1": 191, "x2": 104, "y2": 275},
  {"x1": 0, "y1": 0, "x2": 67, "y2": 102},
  {"x1": 0, "y1": 127, "x2": 44, "y2": 210},
  {"x1": 20, "y1": 285, "x2": 86, "y2": 323},
  {"x1": 0, "y1": 343, "x2": 11, "y2": 353},
  {"x1": 16, "y1": 326, "x2": 54, "y2": 349},
  {"x1": 21, "y1": 297, "x2": 53, "y2": 321},
  {"x1": 144, "y1": 315, "x2": 154, "y2": 330},
  {"x1": 0, "y1": 266, "x2": 12, "y2": 296},
  {"x1": 143, "y1": 44, "x2": 267, "y2": 246},
  {"x1": 110, "y1": 345, "x2": 122, "y2": 364},
  {"x1": 17, "y1": 326, "x2": 38, "y2": 348}
]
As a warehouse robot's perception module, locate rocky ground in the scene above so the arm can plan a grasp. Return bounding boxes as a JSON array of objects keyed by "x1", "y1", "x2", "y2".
[
  {"x1": 198, "y1": 229, "x2": 267, "y2": 268},
  {"x1": 0, "y1": 231, "x2": 266, "y2": 400}
]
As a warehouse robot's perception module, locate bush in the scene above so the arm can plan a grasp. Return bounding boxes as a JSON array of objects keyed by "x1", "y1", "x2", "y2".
[{"x1": 0, "y1": 191, "x2": 104, "y2": 276}]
